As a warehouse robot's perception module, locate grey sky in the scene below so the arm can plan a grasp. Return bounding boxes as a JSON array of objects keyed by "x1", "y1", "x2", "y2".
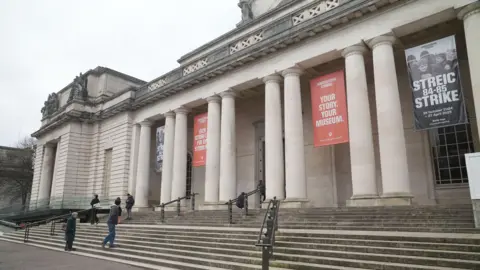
[{"x1": 0, "y1": 0, "x2": 239, "y2": 146}]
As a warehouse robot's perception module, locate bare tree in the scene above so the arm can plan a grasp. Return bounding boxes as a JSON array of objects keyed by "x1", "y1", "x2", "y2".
[{"x1": 0, "y1": 137, "x2": 36, "y2": 208}]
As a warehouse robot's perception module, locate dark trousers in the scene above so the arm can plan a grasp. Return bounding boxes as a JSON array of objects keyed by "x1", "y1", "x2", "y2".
[
  {"x1": 65, "y1": 235, "x2": 74, "y2": 250},
  {"x1": 91, "y1": 209, "x2": 99, "y2": 224}
]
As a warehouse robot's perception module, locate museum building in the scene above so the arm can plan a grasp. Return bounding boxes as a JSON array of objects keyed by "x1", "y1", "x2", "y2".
[{"x1": 29, "y1": 0, "x2": 480, "y2": 210}]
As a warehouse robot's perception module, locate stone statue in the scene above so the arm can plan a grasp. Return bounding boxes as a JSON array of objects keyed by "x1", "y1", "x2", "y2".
[
  {"x1": 41, "y1": 93, "x2": 59, "y2": 118},
  {"x1": 68, "y1": 73, "x2": 89, "y2": 102},
  {"x1": 238, "y1": 0, "x2": 254, "y2": 23}
]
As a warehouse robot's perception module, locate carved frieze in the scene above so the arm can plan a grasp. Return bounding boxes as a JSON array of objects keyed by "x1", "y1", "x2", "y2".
[
  {"x1": 40, "y1": 93, "x2": 59, "y2": 118},
  {"x1": 292, "y1": 0, "x2": 340, "y2": 26},
  {"x1": 183, "y1": 58, "x2": 209, "y2": 76},
  {"x1": 230, "y1": 31, "x2": 265, "y2": 54}
]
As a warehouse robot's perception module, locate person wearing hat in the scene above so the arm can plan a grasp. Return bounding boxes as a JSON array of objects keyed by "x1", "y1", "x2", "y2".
[
  {"x1": 90, "y1": 194, "x2": 100, "y2": 225},
  {"x1": 65, "y1": 212, "x2": 77, "y2": 251}
]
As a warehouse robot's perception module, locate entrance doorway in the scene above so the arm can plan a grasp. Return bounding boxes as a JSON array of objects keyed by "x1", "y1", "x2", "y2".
[{"x1": 259, "y1": 137, "x2": 286, "y2": 198}]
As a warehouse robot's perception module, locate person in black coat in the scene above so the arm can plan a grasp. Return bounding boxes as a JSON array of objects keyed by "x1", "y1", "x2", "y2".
[
  {"x1": 236, "y1": 192, "x2": 246, "y2": 209},
  {"x1": 90, "y1": 194, "x2": 100, "y2": 224},
  {"x1": 64, "y1": 212, "x2": 77, "y2": 251},
  {"x1": 257, "y1": 181, "x2": 266, "y2": 202},
  {"x1": 125, "y1": 193, "x2": 135, "y2": 220}
]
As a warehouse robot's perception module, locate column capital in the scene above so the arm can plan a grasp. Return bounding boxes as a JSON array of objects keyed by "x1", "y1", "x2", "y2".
[
  {"x1": 164, "y1": 111, "x2": 175, "y2": 118},
  {"x1": 368, "y1": 36, "x2": 396, "y2": 50},
  {"x1": 282, "y1": 67, "x2": 303, "y2": 77},
  {"x1": 263, "y1": 74, "x2": 282, "y2": 83},
  {"x1": 139, "y1": 120, "x2": 153, "y2": 127},
  {"x1": 342, "y1": 44, "x2": 368, "y2": 58},
  {"x1": 458, "y1": 2, "x2": 480, "y2": 21},
  {"x1": 206, "y1": 95, "x2": 221, "y2": 103},
  {"x1": 219, "y1": 90, "x2": 236, "y2": 99},
  {"x1": 174, "y1": 106, "x2": 190, "y2": 115}
]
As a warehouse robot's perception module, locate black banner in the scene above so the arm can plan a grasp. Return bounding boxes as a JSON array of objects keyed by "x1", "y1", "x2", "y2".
[{"x1": 405, "y1": 35, "x2": 467, "y2": 130}]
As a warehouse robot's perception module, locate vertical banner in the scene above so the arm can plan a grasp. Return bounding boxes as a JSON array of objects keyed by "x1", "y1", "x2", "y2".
[
  {"x1": 405, "y1": 35, "x2": 467, "y2": 130},
  {"x1": 155, "y1": 126, "x2": 165, "y2": 171},
  {"x1": 309, "y1": 70, "x2": 349, "y2": 147},
  {"x1": 193, "y1": 113, "x2": 208, "y2": 167}
]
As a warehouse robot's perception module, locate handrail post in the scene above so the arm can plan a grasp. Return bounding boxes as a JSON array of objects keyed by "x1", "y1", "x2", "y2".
[
  {"x1": 228, "y1": 200, "x2": 233, "y2": 224},
  {"x1": 160, "y1": 204, "x2": 165, "y2": 223},
  {"x1": 191, "y1": 193, "x2": 196, "y2": 211},
  {"x1": 176, "y1": 197, "x2": 181, "y2": 217}
]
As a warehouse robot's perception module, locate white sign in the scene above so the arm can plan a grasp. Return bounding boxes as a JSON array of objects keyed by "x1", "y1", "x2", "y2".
[{"x1": 465, "y1": 152, "x2": 480, "y2": 200}]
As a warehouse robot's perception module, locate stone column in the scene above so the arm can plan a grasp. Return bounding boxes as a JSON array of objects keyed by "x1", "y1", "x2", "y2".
[
  {"x1": 219, "y1": 91, "x2": 237, "y2": 202},
  {"x1": 134, "y1": 120, "x2": 152, "y2": 208},
  {"x1": 369, "y1": 36, "x2": 412, "y2": 203},
  {"x1": 128, "y1": 124, "x2": 140, "y2": 196},
  {"x1": 205, "y1": 96, "x2": 222, "y2": 203},
  {"x1": 342, "y1": 45, "x2": 378, "y2": 204},
  {"x1": 281, "y1": 68, "x2": 307, "y2": 201},
  {"x1": 263, "y1": 75, "x2": 285, "y2": 200},
  {"x1": 171, "y1": 107, "x2": 189, "y2": 200},
  {"x1": 38, "y1": 144, "x2": 55, "y2": 205},
  {"x1": 459, "y1": 2, "x2": 480, "y2": 143},
  {"x1": 160, "y1": 112, "x2": 176, "y2": 204}
]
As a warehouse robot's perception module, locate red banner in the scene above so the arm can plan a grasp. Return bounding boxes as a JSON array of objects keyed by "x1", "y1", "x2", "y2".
[
  {"x1": 192, "y1": 113, "x2": 208, "y2": 167},
  {"x1": 310, "y1": 70, "x2": 349, "y2": 147}
]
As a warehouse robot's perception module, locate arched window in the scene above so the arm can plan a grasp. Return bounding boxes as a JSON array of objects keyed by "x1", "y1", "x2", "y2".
[{"x1": 186, "y1": 152, "x2": 192, "y2": 197}]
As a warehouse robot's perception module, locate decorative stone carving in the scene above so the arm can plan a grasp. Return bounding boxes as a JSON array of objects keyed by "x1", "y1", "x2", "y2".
[
  {"x1": 292, "y1": 0, "x2": 340, "y2": 26},
  {"x1": 68, "y1": 73, "x2": 88, "y2": 102},
  {"x1": 148, "y1": 78, "x2": 167, "y2": 92},
  {"x1": 183, "y1": 59, "x2": 209, "y2": 76},
  {"x1": 40, "y1": 93, "x2": 59, "y2": 118},
  {"x1": 230, "y1": 31, "x2": 264, "y2": 54},
  {"x1": 238, "y1": 0, "x2": 254, "y2": 24}
]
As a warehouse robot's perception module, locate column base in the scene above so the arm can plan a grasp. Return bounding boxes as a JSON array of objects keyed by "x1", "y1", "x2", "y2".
[
  {"x1": 348, "y1": 193, "x2": 413, "y2": 207},
  {"x1": 347, "y1": 195, "x2": 380, "y2": 207},
  {"x1": 198, "y1": 202, "x2": 227, "y2": 210},
  {"x1": 132, "y1": 207, "x2": 153, "y2": 212},
  {"x1": 472, "y1": 199, "x2": 480, "y2": 229}
]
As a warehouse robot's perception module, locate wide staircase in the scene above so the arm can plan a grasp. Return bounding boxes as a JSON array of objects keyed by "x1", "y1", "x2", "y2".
[{"x1": 1, "y1": 203, "x2": 479, "y2": 269}]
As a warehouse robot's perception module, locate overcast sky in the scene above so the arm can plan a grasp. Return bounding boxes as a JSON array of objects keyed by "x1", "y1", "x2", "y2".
[{"x1": 0, "y1": 0, "x2": 239, "y2": 146}]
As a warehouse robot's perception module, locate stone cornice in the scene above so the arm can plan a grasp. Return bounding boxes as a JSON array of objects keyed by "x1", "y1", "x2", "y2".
[{"x1": 457, "y1": 2, "x2": 480, "y2": 21}]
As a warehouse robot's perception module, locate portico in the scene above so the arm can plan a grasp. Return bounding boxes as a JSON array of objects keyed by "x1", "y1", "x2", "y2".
[{"x1": 30, "y1": 0, "x2": 480, "y2": 211}]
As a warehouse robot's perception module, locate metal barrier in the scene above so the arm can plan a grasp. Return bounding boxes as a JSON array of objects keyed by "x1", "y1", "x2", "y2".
[
  {"x1": 226, "y1": 189, "x2": 260, "y2": 224},
  {"x1": 255, "y1": 197, "x2": 280, "y2": 270},
  {"x1": 159, "y1": 193, "x2": 199, "y2": 223}
]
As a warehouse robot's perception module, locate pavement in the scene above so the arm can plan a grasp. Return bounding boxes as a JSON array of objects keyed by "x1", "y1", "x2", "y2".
[{"x1": 0, "y1": 241, "x2": 145, "y2": 270}]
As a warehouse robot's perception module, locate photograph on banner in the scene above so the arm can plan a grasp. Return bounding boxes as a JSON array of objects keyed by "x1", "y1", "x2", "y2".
[
  {"x1": 193, "y1": 113, "x2": 208, "y2": 167},
  {"x1": 405, "y1": 35, "x2": 467, "y2": 130},
  {"x1": 156, "y1": 126, "x2": 165, "y2": 171},
  {"x1": 309, "y1": 70, "x2": 349, "y2": 147}
]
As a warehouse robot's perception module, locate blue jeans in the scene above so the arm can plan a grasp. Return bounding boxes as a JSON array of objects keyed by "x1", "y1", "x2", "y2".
[{"x1": 103, "y1": 223, "x2": 116, "y2": 246}]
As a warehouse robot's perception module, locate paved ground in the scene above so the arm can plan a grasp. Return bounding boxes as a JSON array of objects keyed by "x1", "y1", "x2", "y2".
[{"x1": 0, "y1": 241, "x2": 144, "y2": 270}]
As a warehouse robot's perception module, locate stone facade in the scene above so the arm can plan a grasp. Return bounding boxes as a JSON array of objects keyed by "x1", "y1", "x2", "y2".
[{"x1": 30, "y1": 0, "x2": 480, "y2": 210}]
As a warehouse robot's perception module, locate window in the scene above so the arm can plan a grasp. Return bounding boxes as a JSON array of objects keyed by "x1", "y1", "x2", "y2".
[
  {"x1": 429, "y1": 124, "x2": 475, "y2": 185},
  {"x1": 186, "y1": 152, "x2": 192, "y2": 197}
]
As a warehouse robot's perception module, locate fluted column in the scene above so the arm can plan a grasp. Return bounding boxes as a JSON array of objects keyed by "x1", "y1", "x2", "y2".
[
  {"x1": 171, "y1": 107, "x2": 189, "y2": 200},
  {"x1": 38, "y1": 144, "x2": 55, "y2": 204},
  {"x1": 459, "y1": 2, "x2": 480, "y2": 143},
  {"x1": 219, "y1": 91, "x2": 237, "y2": 201},
  {"x1": 281, "y1": 68, "x2": 307, "y2": 200},
  {"x1": 160, "y1": 112, "x2": 176, "y2": 204},
  {"x1": 135, "y1": 120, "x2": 153, "y2": 208},
  {"x1": 369, "y1": 36, "x2": 412, "y2": 199},
  {"x1": 342, "y1": 45, "x2": 378, "y2": 200},
  {"x1": 128, "y1": 124, "x2": 140, "y2": 196},
  {"x1": 263, "y1": 75, "x2": 285, "y2": 200},
  {"x1": 205, "y1": 96, "x2": 222, "y2": 203}
]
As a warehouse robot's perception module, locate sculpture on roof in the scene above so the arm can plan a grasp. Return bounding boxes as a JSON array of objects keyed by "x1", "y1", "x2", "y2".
[
  {"x1": 238, "y1": 0, "x2": 254, "y2": 23},
  {"x1": 68, "y1": 72, "x2": 89, "y2": 102},
  {"x1": 41, "y1": 93, "x2": 59, "y2": 118}
]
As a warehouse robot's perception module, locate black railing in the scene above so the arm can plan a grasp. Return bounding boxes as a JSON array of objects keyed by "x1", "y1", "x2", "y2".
[
  {"x1": 225, "y1": 189, "x2": 260, "y2": 224},
  {"x1": 159, "y1": 193, "x2": 199, "y2": 223},
  {"x1": 23, "y1": 207, "x2": 92, "y2": 243},
  {"x1": 255, "y1": 197, "x2": 280, "y2": 270}
]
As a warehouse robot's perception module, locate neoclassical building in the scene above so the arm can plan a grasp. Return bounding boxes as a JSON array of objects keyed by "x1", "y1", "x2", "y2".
[{"x1": 30, "y1": 0, "x2": 480, "y2": 210}]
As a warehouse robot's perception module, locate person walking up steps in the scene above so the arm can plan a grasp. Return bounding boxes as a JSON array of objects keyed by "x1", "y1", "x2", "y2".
[
  {"x1": 102, "y1": 198, "x2": 121, "y2": 248},
  {"x1": 125, "y1": 193, "x2": 135, "y2": 220},
  {"x1": 90, "y1": 194, "x2": 100, "y2": 225},
  {"x1": 64, "y1": 212, "x2": 77, "y2": 251}
]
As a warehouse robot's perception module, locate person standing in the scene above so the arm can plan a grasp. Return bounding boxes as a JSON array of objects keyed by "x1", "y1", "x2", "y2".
[
  {"x1": 64, "y1": 212, "x2": 77, "y2": 251},
  {"x1": 257, "y1": 180, "x2": 266, "y2": 203},
  {"x1": 102, "y1": 198, "x2": 121, "y2": 248},
  {"x1": 90, "y1": 194, "x2": 100, "y2": 225},
  {"x1": 125, "y1": 193, "x2": 135, "y2": 220}
]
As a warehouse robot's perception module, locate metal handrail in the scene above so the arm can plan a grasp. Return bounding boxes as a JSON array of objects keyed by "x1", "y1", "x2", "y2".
[
  {"x1": 159, "y1": 193, "x2": 199, "y2": 223},
  {"x1": 23, "y1": 207, "x2": 93, "y2": 243},
  {"x1": 226, "y1": 188, "x2": 260, "y2": 224},
  {"x1": 255, "y1": 197, "x2": 280, "y2": 270}
]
